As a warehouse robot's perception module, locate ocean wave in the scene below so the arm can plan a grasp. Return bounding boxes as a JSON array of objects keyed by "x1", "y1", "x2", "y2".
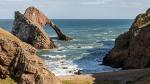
[
  {"x1": 72, "y1": 39, "x2": 81, "y2": 41},
  {"x1": 103, "y1": 32, "x2": 108, "y2": 35},
  {"x1": 42, "y1": 54, "x2": 66, "y2": 59},
  {"x1": 103, "y1": 39, "x2": 115, "y2": 41},
  {"x1": 67, "y1": 45, "x2": 94, "y2": 49},
  {"x1": 109, "y1": 31, "x2": 113, "y2": 33},
  {"x1": 49, "y1": 35, "x2": 57, "y2": 38},
  {"x1": 80, "y1": 46, "x2": 93, "y2": 49},
  {"x1": 94, "y1": 34, "x2": 103, "y2": 36},
  {"x1": 54, "y1": 50, "x2": 68, "y2": 52}
]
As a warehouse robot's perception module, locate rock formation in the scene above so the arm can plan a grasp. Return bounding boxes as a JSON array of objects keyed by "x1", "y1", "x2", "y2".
[
  {"x1": 24, "y1": 7, "x2": 72, "y2": 41},
  {"x1": 103, "y1": 8, "x2": 150, "y2": 69},
  {"x1": 12, "y1": 11, "x2": 56, "y2": 49},
  {"x1": 0, "y1": 28, "x2": 61, "y2": 84},
  {"x1": 12, "y1": 7, "x2": 72, "y2": 49}
]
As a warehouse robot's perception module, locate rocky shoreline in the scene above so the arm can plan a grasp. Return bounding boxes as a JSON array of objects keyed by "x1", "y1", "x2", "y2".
[{"x1": 1, "y1": 6, "x2": 150, "y2": 84}]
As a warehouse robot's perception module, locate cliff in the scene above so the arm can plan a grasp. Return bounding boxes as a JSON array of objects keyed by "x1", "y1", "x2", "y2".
[
  {"x1": 0, "y1": 28, "x2": 61, "y2": 84},
  {"x1": 103, "y1": 8, "x2": 150, "y2": 69}
]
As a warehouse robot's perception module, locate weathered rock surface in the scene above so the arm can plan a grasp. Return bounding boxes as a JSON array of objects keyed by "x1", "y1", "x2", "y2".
[
  {"x1": 103, "y1": 8, "x2": 150, "y2": 69},
  {"x1": 0, "y1": 28, "x2": 61, "y2": 84},
  {"x1": 24, "y1": 7, "x2": 72, "y2": 41},
  {"x1": 12, "y1": 11, "x2": 56, "y2": 49}
]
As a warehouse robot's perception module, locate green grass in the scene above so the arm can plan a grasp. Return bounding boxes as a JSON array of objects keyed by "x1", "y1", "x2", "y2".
[{"x1": 0, "y1": 77, "x2": 16, "y2": 84}]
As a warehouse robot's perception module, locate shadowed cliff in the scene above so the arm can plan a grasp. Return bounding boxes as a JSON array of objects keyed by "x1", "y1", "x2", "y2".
[{"x1": 103, "y1": 8, "x2": 150, "y2": 69}]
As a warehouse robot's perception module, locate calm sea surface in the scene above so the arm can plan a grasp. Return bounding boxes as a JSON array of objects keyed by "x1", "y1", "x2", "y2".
[{"x1": 0, "y1": 19, "x2": 133, "y2": 76}]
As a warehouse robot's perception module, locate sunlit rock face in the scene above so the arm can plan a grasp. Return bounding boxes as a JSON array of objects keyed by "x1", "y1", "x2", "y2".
[
  {"x1": 103, "y1": 8, "x2": 150, "y2": 69},
  {"x1": 0, "y1": 28, "x2": 61, "y2": 84}
]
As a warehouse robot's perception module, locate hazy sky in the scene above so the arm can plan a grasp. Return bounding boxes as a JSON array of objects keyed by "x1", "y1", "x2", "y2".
[{"x1": 0, "y1": 0, "x2": 149, "y2": 19}]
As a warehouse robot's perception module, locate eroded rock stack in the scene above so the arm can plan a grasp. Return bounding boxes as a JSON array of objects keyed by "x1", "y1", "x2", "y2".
[
  {"x1": 12, "y1": 11, "x2": 56, "y2": 49},
  {"x1": 103, "y1": 8, "x2": 150, "y2": 69},
  {"x1": 0, "y1": 28, "x2": 61, "y2": 84},
  {"x1": 12, "y1": 7, "x2": 72, "y2": 49},
  {"x1": 24, "y1": 7, "x2": 72, "y2": 41}
]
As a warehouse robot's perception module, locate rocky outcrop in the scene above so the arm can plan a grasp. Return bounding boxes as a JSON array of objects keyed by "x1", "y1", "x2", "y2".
[
  {"x1": 0, "y1": 28, "x2": 61, "y2": 84},
  {"x1": 103, "y1": 8, "x2": 150, "y2": 69},
  {"x1": 12, "y1": 11, "x2": 56, "y2": 49},
  {"x1": 12, "y1": 7, "x2": 72, "y2": 49},
  {"x1": 24, "y1": 7, "x2": 72, "y2": 41}
]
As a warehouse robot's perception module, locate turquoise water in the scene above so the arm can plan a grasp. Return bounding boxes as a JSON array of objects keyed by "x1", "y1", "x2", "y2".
[{"x1": 0, "y1": 19, "x2": 133, "y2": 75}]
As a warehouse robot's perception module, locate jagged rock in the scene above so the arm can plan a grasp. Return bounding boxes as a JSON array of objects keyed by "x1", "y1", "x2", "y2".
[
  {"x1": 0, "y1": 28, "x2": 61, "y2": 84},
  {"x1": 12, "y1": 11, "x2": 56, "y2": 49},
  {"x1": 24, "y1": 6, "x2": 72, "y2": 41},
  {"x1": 103, "y1": 8, "x2": 150, "y2": 69}
]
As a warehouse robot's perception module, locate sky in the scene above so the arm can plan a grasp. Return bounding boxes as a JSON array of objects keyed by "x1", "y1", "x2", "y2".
[{"x1": 0, "y1": 0, "x2": 150, "y2": 19}]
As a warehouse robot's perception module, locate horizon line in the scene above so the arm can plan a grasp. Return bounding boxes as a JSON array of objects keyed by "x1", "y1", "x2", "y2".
[{"x1": 0, "y1": 18, "x2": 134, "y2": 20}]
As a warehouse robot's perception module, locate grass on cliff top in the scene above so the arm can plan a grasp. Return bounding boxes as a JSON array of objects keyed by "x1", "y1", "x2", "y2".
[
  {"x1": 0, "y1": 28, "x2": 21, "y2": 42},
  {"x1": 0, "y1": 77, "x2": 16, "y2": 84}
]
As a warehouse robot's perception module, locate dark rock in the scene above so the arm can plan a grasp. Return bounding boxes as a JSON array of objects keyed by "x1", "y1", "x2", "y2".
[
  {"x1": 62, "y1": 67, "x2": 68, "y2": 69},
  {"x1": 77, "y1": 46, "x2": 81, "y2": 48},
  {"x1": 74, "y1": 69, "x2": 80, "y2": 75},
  {"x1": 103, "y1": 8, "x2": 150, "y2": 69}
]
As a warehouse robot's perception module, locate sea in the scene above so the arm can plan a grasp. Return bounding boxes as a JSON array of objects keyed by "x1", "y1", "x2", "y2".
[{"x1": 0, "y1": 19, "x2": 133, "y2": 76}]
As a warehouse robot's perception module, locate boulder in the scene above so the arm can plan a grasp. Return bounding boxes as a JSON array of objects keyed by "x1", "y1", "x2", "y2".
[
  {"x1": 12, "y1": 11, "x2": 56, "y2": 49},
  {"x1": 103, "y1": 8, "x2": 150, "y2": 69},
  {"x1": 0, "y1": 28, "x2": 61, "y2": 84},
  {"x1": 24, "y1": 6, "x2": 72, "y2": 41}
]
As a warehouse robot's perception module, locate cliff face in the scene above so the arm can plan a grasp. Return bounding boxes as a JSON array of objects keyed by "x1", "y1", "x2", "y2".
[
  {"x1": 0, "y1": 28, "x2": 61, "y2": 84},
  {"x1": 103, "y1": 8, "x2": 150, "y2": 69},
  {"x1": 12, "y1": 11, "x2": 56, "y2": 49}
]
